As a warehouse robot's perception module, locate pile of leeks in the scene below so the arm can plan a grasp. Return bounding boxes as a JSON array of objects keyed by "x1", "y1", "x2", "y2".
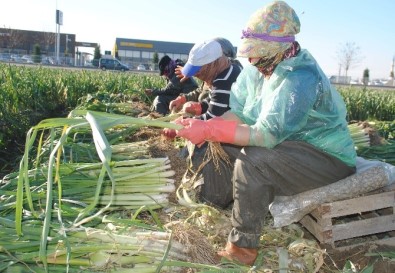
[{"x1": 0, "y1": 110, "x2": 208, "y2": 272}]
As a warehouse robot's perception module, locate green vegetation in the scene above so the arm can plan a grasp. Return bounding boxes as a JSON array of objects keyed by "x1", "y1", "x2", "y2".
[
  {"x1": 0, "y1": 110, "x2": 213, "y2": 272},
  {"x1": 1, "y1": 64, "x2": 394, "y2": 174},
  {"x1": 363, "y1": 68, "x2": 369, "y2": 85},
  {"x1": 0, "y1": 64, "x2": 394, "y2": 272},
  {"x1": 0, "y1": 63, "x2": 165, "y2": 176},
  {"x1": 338, "y1": 86, "x2": 395, "y2": 121},
  {"x1": 152, "y1": 52, "x2": 159, "y2": 71},
  {"x1": 92, "y1": 45, "x2": 102, "y2": 67},
  {"x1": 0, "y1": 64, "x2": 163, "y2": 144}
]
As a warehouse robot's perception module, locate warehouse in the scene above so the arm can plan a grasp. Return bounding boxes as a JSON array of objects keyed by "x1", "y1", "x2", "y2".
[
  {"x1": 0, "y1": 28, "x2": 195, "y2": 68},
  {"x1": 114, "y1": 38, "x2": 194, "y2": 70},
  {"x1": 0, "y1": 27, "x2": 75, "y2": 57}
]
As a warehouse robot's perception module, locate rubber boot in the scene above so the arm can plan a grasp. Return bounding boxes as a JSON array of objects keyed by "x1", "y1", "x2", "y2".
[{"x1": 217, "y1": 242, "x2": 258, "y2": 266}]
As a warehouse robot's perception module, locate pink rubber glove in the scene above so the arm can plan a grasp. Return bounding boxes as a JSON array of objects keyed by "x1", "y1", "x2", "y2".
[
  {"x1": 162, "y1": 128, "x2": 177, "y2": 139},
  {"x1": 176, "y1": 117, "x2": 237, "y2": 145},
  {"x1": 169, "y1": 95, "x2": 187, "y2": 112},
  {"x1": 182, "y1": 101, "x2": 202, "y2": 116}
]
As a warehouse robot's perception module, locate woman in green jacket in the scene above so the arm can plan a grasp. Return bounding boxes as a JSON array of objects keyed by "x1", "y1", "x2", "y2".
[{"x1": 174, "y1": 1, "x2": 357, "y2": 266}]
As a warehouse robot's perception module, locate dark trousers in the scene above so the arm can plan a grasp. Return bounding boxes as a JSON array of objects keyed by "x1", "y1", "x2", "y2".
[
  {"x1": 152, "y1": 94, "x2": 178, "y2": 115},
  {"x1": 190, "y1": 141, "x2": 356, "y2": 248}
]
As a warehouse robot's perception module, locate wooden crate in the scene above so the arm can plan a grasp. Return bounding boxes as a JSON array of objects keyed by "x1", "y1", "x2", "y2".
[{"x1": 299, "y1": 187, "x2": 395, "y2": 249}]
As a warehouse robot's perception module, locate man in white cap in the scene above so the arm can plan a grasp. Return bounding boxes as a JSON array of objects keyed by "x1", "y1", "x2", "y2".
[
  {"x1": 164, "y1": 39, "x2": 242, "y2": 209},
  {"x1": 169, "y1": 38, "x2": 242, "y2": 119},
  {"x1": 170, "y1": 39, "x2": 241, "y2": 121}
]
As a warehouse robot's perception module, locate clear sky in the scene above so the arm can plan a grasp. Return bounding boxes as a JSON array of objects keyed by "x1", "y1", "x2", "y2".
[{"x1": 1, "y1": 0, "x2": 394, "y2": 80}]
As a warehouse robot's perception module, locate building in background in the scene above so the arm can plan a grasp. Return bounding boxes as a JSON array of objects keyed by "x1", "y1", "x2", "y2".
[
  {"x1": 114, "y1": 38, "x2": 194, "y2": 70},
  {"x1": 0, "y1": 28, "x2": 195, "y2": 69},
  {"x1": 0, "y1": 27, "x2": 77, "y2": 65}
]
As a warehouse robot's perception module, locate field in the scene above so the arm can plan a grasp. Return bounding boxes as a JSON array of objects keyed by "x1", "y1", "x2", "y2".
[{"x1": 0, "y1": 63, "x2": 395, "y2": 272}]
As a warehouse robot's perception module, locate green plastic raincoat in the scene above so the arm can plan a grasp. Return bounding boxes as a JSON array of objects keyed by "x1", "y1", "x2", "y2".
[{"x1": 230, "y1": 49, "x2": 356, "y2": 167}]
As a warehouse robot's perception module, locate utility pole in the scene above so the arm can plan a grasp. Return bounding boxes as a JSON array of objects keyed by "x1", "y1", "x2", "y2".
[
  {"x1": 56, "y1": 9, "x2": 63, "y2": 64},
  {"x1": 65, "y1": 34, "x2": 68, "y2": 55},
  {"x1": 392, "y1": 55, "x2": 395, "y2": 86}
]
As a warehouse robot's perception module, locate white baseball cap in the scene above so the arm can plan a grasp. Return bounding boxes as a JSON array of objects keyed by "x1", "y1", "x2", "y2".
[{"x1": 182, "y1": 40, "x2": 223, "y2": 77}]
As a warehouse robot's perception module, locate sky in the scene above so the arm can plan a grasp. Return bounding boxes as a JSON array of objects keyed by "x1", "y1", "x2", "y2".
[{"x1": 1, "y1": 0, "x2": 394, "y2": 80}]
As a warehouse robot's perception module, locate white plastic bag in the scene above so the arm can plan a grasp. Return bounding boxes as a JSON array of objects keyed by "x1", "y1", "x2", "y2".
[{"x1": 269, "y1": 158, "x2": 394, "y2": 228}]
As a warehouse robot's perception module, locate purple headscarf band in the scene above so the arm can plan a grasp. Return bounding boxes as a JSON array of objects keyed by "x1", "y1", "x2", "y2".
[{"x1": 241, "y1": 29, "x2": 295, "y2": 43}]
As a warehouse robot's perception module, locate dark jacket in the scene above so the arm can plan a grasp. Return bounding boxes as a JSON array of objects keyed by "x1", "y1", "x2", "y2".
[{"x1": 152, "y1": 72, "x2": 198, "y2": 96}]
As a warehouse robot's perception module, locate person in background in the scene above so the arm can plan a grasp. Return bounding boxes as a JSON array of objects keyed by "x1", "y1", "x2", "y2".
[
  {"x1": 173, "y1": 1, "x2": 357, "y2": 266},
  {"x1": 144, "y1": 55, "x2": 198, "y2": 115},
  {"x1": 168, "y1": 37, "x2": 242, "y2": 117}
]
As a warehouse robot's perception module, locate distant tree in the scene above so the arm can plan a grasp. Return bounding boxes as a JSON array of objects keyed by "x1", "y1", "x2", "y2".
[
  {"x1": 32, "y1": 44, "x2": 42, "y2": 63},
  {"x1": 362, "y1": 68, "x2": 369, "y2": 86},
  {"x1": 92, "y1": 45, "x2": 101, "y2": 67},
  {"x1": 93, "y1": 45, "x2": 101, "y2": 60},
  {"x1": 152, "y1": 52, "x2": 159, "y2": 70},
  {"x1": 337, "y1": 42, "x2": 363, "y2": 77}
]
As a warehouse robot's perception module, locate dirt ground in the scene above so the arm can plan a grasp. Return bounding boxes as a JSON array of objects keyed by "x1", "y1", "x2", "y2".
[
  {"x1": 135, "y1": 125, "x2": 395, "y2": 272},
  {"x1": 304, "y1": 230, "x2": 395, "y2": 272}
]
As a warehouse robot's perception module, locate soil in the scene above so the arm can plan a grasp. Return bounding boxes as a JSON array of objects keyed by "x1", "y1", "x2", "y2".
[{"x1": 304, "y1": 231, "x2": 395, "y2": 272}]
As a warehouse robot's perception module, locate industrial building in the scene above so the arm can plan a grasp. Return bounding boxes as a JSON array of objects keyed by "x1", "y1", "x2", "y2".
[
  {"x1": 0, "y1": 27, "x2": 80, "y2": 65},
  {"x1": 114, "y1": 37, "x2": 194, "y2": 69},
  {"x1": 0, "y1": 28, "x2": 195, "y2": 69}
]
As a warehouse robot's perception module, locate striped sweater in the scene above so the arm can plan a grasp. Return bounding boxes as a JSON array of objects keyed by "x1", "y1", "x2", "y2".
[{"x1": 197, "y1": 63, "x2": 242, "y2": 120}]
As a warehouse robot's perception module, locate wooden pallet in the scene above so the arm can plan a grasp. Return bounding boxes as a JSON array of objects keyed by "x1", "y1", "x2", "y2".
[{"x1": 299, "y1": 186, "x2": 395, "y2": 250}]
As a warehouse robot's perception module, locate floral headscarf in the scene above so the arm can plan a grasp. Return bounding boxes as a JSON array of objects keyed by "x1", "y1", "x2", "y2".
[{"x1": 238, "y1": 1, "x2": 300, "y2": 59}]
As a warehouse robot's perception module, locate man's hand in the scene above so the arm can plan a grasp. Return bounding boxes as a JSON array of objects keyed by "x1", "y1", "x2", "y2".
[
  {"x1": 169, "y1": 95, "x2": 187, "y2": 112},
  {"x1": 182, "y1": 101, "x2": 202, "y2": 116},
  {"x1": 175, "y1": 66, "x2": 189, "y2": 83},
  {"x1": 144, "y1": 89, "x2": 153, "y2": 96}
]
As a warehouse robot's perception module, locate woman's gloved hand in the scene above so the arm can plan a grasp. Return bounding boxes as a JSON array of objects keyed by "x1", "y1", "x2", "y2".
[
  {"x1": 176, "y1": 117, "x2": 238, "y2": 145},
  {"x1": 169, "y1": 95, "x2": 186, "y2": 112},
  {"x1": 182, "y1": 101, "x2": 202, "y2": 116}
]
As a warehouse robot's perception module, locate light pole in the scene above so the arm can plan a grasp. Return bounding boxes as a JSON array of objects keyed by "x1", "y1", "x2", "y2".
[
  {"x1": 56, "y1": 9, "x2": 63, "y2": 64},
  {"x1": 392, "y1": 55, "x2": 394, "y2": 86},
  {"x1": 65, "y1": 35, "x2": 68, "y2": 53},
  {"x1": 65, "y1": 34, "x2": 71, "y2": 65}
]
